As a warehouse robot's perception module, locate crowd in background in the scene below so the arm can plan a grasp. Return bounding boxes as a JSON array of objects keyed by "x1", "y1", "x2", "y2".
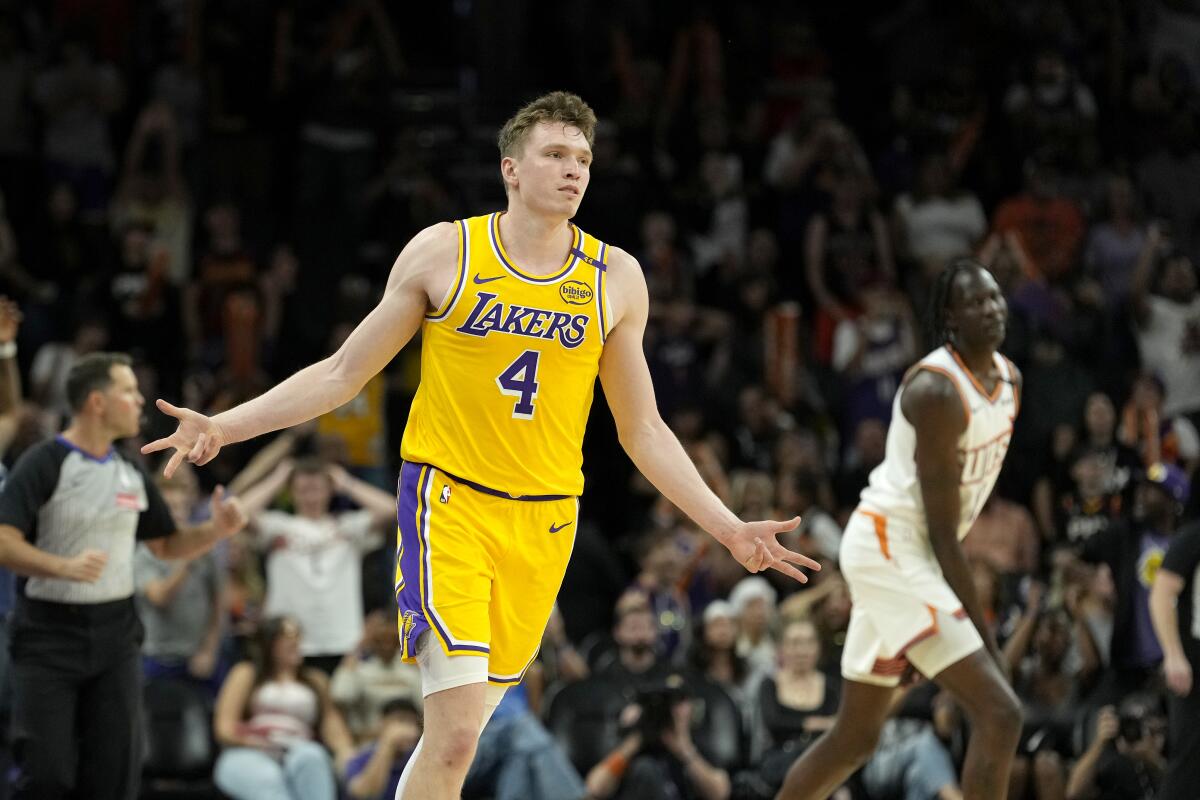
[{"x1": 1, "y1": 0, "x2": 1200, "y2": 798}]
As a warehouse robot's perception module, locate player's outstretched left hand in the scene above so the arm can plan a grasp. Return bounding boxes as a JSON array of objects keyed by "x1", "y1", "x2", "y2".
[
  {"x1": 141, "y1": 399, "x2": 228, "y2": 477},
  {"x1": 723, "y1": 517, "x2": 821, "y2": 583}
]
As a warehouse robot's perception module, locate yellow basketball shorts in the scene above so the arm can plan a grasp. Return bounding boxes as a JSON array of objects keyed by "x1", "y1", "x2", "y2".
[{"x1": 393, "y1": 461, "x2": 578, "y2": 685}]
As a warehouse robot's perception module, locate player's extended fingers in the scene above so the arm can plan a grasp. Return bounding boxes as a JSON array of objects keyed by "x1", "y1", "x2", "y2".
[
  {"x1": 747, "y1": 538, "x2": 770, "y2": 572},
  {"x1": 164, "y1": 448, "x2": 186, "y2": 479},
  {"x1": 141, "y1": 435, "x2": 175, "y2": 455},
  {"x1": 770, "y1": 559, "x2": 810, "y2": 584},
  {"x1": 187, "y1": 432, "x2": 209, "y2": 463},
  {"x1": 770, "y1": 542, "x2": 822, "y2": 572},
  {"x1": 773, "y1": 515, "x2": 803, "y2": 533},
  {"x1": 155, "y1": 398, "x2": 185, "y2": 419},
  {"x1": 197, "y1": 438, "x2": 222, "y2": 465}
]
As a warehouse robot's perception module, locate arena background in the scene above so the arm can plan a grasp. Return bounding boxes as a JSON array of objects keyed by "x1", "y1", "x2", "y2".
[{"x1": 0, "y1": 1, "x2": 1199, "y2": 798}]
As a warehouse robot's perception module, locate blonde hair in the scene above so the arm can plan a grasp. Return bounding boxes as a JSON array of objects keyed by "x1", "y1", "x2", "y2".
[{"x1": 497, "y1": 91, "x2": 597, "y2": 159}]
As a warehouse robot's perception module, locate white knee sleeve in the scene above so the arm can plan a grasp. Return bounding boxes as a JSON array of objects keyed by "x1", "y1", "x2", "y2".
[{"x1": 415, "y1": 630, "x2": 489, "y2": 697}]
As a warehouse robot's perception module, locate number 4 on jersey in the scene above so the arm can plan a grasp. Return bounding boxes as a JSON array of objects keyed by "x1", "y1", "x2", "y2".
[{"x1": 497, "y1": 350, "x2": 540, "y2": 419}]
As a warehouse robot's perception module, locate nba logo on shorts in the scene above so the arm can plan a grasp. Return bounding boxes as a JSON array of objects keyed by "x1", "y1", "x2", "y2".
[{"x1": 440, "y1": 485, "x2": 451, "y2": 504}]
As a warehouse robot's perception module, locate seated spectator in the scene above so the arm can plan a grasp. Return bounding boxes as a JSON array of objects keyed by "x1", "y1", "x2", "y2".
[
  {"x1": 833, "y1": 418, "x2": 886, "y2": 519},
  {"x1": 596, "y1": 591, "x2": 670, "y2": 687},
  {"x1": 629, "y1": 529, "x2": 692, "y2": 662},
  {"x1": 464, "y1": 682, "x2": 587, "y2": 800},
  {"x1": 585, "y1": 672, "x2": 731, "y2": 800},
  {"x1": 330, "y1": 609, "x2": 422, "y2": 742},
  {"x1": 524, "y1": 604, "x2": 590, "y2": 717},
  {"x1": 212, "y1": 616, "x2": 355, "y2": 800},
  {"x1": 752, "y1": 619, "x2": 839, "y2": 789},
  {"x1": 134, "y1": 468, "x2": 225, "y2": 692},
  {"x1": 342, "y1": 698, "x2": 421, "y2": 800},
  {"x1": 729, "y1": 576, "x2": 778, "y2": 675},
  {"x1": 688, "y1": 600, "x2": 761, "y2": 708},
  {"x1": 1065, "y1": 700, "x2": 1167, "y2": 800},
  {"x1": 776, "y1": 469, "x2": 842, "y2": 566},
  {"x1": 860, "y1": 717, "x2": 963, "y2": 800}
]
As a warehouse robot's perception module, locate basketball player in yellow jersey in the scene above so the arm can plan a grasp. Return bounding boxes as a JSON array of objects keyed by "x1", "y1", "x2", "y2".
[{"x1": 142, "y1": 91, "x2": 820, "y2": 800}]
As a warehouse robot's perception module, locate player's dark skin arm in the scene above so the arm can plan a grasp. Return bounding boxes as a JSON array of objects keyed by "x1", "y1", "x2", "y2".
[{"x1": 904, "y1": 371, "x2": 1003, "y2": 665}]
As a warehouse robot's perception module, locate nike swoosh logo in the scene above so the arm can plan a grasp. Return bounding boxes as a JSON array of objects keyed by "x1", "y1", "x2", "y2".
[
  {"x1": 473, "y1": 273, "x2": 505, "y2": 284},
  {"x1": 549, "y1": 521, "x2": 572, "y2": 534}
]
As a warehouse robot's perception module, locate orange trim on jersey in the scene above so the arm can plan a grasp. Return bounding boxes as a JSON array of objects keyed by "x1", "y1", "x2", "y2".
[
  {"x1": 871, "y1": 608, "x2": 968, "y2": 676},
  {"x1": 952, "y1": 607, "x2": 968, "y2": 620},
  {"x1": 857, "y1": 509, "x2": 891, "y2": 561},
  {"x1": 1002, "y1": 355, "x2": 1020, "y2": 415},
  {"x1": 914, "y1": 365, "x2": 972, "y2": 426},
  {"x1": 947, "y1": 346, "x2": 1003, "y2": 403}
]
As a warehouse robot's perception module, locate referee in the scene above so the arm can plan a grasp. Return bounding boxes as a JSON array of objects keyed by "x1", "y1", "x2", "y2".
[
  {"x1": 1150, "y1": 468, "x2": 1200, "y2": 800},
  {"x1": 0, "y1": 352, "x2": 247, "y2": 800}
]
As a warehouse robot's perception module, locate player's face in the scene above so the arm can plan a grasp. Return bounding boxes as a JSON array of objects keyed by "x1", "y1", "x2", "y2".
[
  {"x1": 506, "y1": 122, "x2": 591, "y2": 217},
  {"x1": 947, "y1": 268, "x2": 1007, "y2": 351},
  {"x1": 100, "y1": 365, "x2": 145, "y2": 438}
]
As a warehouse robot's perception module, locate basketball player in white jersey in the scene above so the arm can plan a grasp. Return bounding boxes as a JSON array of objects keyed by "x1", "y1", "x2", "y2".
[{"x1": 777, "y1": 260, "x2": 1024, "y2": 800}]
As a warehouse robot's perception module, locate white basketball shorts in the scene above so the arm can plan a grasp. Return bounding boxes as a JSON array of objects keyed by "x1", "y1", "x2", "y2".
[{"x1": 839, "y1": 508, "x2": 983, "y2": 687}]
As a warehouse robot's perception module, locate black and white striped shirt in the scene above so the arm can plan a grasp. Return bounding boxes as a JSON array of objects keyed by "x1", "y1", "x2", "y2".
[{"x1": 0, "y1": 436, "x2": 174, "y2": 604}]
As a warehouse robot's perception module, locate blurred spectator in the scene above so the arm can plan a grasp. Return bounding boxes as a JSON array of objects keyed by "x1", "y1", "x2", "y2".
[
  {"x1": 687, "y1": 600, "x2": 759, "y2": 707},
  {"x1": 1003, "y1": 49, "x2": 1098, "y2": 172},
  {"x1": 0, "y1": 18, "x2": 35, "y2": 237},
  {"x1": 892, "y1": 153, "x2": 987, "y2": 284},
  {"x1": 752, "y1": 619, "x2": 839, "y2": 791},
  {"x1": 860, "y1": 713, "x2": 963, "y2": 800},
  {"x1": 135, "y1": 468, "x2": 226, "y2": 692},
  {"x1": 1055, "y1": 445, "x2": 1134, "y2": 553},
  {"x1": 526, "y1": 605, "x2": 589, "y2": 716},
  {"x1": 464, "y1": 683, "x2": 587, "y2": 800},
  {"x1": 29, "y1": 319, "x2": 109, "y2": 424},
  {"x1": 1074, "y1": 463, "x2": 1191, "y2": 704},
  {"x1": 1129, "y1": 225, "x2": 1200, "y2": 426},
  {"x1": 330, "y1": 609, "x2": 422, "y2": 742},
  {"x1": 1135, "y1": 116, "x2": 1200, "y2": 264},
  {"x1": 1084, "y1": 175, "x2": 1148, "y2": 309},
  {"x1": 31, "y1": 31, "x2": 124, "y2": 219},
  {"x1": 992, "y1": 158, "x2": 1086, "y2": 284},
  {"x1": 111, "y1": 102, "x2": 192, "y2": 284},
  {"x1": 804, "y1": 169, "x2": 895, "y2": 361},
  {"x1": 342, "y1": 698, "x2": 421, "y2": 800},
  {"x1": 1117, "y1": 374, "x2": 1199, "y2": 472},
  {"x1": 237, "y1": 457, "x2": 396, "y2": 674},
  {"x1": 584, "y1": 672, "x2": 731, "y2": 800},
  {"x1": 1004, "y1": 583, "x2": 1101, "y2": 765},
  {"x1": 776, "y1": 470, "x2": 842, "y2": 565},
  {"x1": 630, "y1": 529, "x2": 692, "y2": 662},
  {"x1": 1065, "y1": 700, "x2": 1166, "y2": 800},
  {"x1": 185, "y1": 202, "x2": 261, "y2": 373},
  {"x1": 597, "y1": 591, "x2": 669, "y2": 686},
  {"x1": 830, "y1": 281, "x2": 918, "y2": 435},
  {"x1": 729, "y1": 576, "x2": 778, "y2": 676},
  {"x1": 212, "y1": 616, "x2": 354, "y2": 800},
  {"x1": 833, "y1": 418, "x2": 886, "y2": 517},
  {"x1": 962, "y1": 494, "x2": 1040, "y2": 578}
]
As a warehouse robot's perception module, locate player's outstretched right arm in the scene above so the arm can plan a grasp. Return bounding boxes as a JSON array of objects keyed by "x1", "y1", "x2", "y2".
[{"x1": 143, "y1": 223, "x2": 459, "y2": 477}]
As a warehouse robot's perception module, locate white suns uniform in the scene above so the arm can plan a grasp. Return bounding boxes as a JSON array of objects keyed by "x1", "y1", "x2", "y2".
[{"x1": 840, "y1": 345, "x2": 1019, "y2": 686}]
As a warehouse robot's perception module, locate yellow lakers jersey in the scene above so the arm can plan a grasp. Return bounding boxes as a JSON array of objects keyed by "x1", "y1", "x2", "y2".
[{"x1": 399, "y1": 212, "x2": 611, "y2": 497}]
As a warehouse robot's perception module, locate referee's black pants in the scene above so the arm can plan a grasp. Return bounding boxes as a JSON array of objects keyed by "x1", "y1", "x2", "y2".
[
  {"x1": 1161, "y1": 676, "x2": 1200, "y2": 800},
  {"x1": 8, "y1": 597, "x2": 143, "y2": 800}
]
